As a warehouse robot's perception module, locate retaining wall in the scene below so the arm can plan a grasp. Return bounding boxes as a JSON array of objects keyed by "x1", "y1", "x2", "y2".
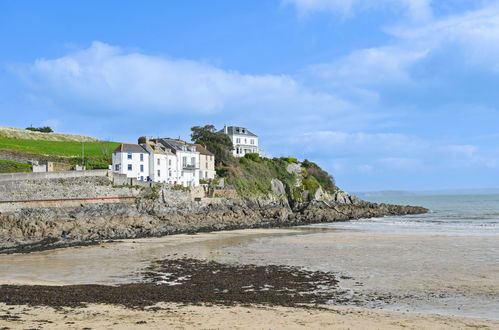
[{"x1": 0, "y1": 170, "x2": 109, "y2": 182}]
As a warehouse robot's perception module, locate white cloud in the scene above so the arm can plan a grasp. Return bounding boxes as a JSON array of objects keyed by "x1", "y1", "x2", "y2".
[
  {"x1": 17, "y1": 41, "x2": 350, "y2": 115},
  {"x1": 285, "y1": 130, "x2": 497, "y2": 173},
  {"x1": 306, "y1": 46, "x2": 429, "y2": 87},
  {"x1": 284, "y1": 0, "x2": 433, "y2": 21}
]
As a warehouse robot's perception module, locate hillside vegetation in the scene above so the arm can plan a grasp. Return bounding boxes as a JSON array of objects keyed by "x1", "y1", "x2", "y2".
[
  {"x1": 0, "y1": 127, "x2": 119, "y2": 170},
  {"x1": 0, "y1": 136, "x2": 119, "y2": 158},
  {"x1": 190, "y1": 125, "x2": 338, "y2": 202},
  {"x1": 0, "y1": 160, "x2": 32, "y2": 173},
  {"x1": 216, "y1": 154, "x2": 337, "y2": 204},
  {"x1": 0, "y1": 126, "x2": 101, "y2": 142}
]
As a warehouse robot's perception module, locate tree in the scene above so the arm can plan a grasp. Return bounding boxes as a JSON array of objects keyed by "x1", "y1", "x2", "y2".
[
  {"x1": 190, "y1": 125, "x2": 234, "y2": 165},
  {"x1": 26, "y1": 126, "x2": 53, "y2": 133}
]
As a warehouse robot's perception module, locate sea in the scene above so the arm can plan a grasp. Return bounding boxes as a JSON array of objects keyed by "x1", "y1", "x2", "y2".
[
  {"x1": 310, "y1": 193, "x2": 499, "y2": 236},
  {"x1": 0, "y1": 193, "x2": 497, "y2": 320}
]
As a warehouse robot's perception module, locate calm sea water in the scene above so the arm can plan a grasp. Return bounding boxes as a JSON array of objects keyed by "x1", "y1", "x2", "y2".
[{"x1": 311, "y1": 194, "x2": 499, "y2": 236}]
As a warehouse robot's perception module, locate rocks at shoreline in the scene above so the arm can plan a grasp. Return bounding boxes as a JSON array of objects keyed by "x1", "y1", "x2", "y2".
[{"x1": 0, "y1": 192, "x2": 427, "y2": 254}]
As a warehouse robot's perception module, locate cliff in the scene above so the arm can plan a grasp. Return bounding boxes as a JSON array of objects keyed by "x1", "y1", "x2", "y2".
[{"x1": 0, "y1": 165, "x2": 427, "y2": 254}]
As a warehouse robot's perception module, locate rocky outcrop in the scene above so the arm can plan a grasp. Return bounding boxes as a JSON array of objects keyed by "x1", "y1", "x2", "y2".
[{"x1": 0, "y1": 187, "x2": 427, "y2": 253}]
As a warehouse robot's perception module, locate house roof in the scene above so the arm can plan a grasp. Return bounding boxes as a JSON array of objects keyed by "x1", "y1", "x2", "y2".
[
  {"x1": 113, "y1": 143, "x2": 148, "y2": 153},
  {"x1": 158, "y1": 138, "x2": 198, "y2": 153},
  {"x1": 145, "y1": 139, "x2": 174, "y2": 155},
  {"x1": 219, "y1": 126, "x2": 257, "y2": 137},
  {"x1": 192, "y1": 144, "x2": 214, "y2": 156}
]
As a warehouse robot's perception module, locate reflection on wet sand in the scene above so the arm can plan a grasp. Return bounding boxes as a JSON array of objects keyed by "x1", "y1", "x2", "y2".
[{"x1": 0, "y1": 226, "x2": 498, "y2": 320}]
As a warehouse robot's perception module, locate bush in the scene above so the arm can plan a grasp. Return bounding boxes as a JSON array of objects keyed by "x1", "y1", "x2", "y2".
[
  {"x1": 26, "y1": 126, "x2": 53, "y2": 133},
  {"x1": 239, "y1": 157, "x2": 249, "y2": 164},
  {"x1": 302, "y1": 159, "x2": 337, "y2": 192},
  {"x1": 216, "y1": 167, "x2": 229, "y2": 178},
  {"x1": 0, "y1": 160, "x2": 32, "y2": 173},
  {"x1": 280, "y1": 157, "x2": 298, "y2": 163},
  {"x1": 244, "y1": 153, "x2": 262, "y2": 163}
]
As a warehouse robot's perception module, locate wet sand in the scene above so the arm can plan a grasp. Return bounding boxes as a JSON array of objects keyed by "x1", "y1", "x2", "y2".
[{"x1": 1, "y1": 227, "x2": 498, "y2": 328}]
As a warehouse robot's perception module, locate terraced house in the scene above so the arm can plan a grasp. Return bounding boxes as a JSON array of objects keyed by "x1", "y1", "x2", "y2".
[{"x1": 112, "y1": 137, "x2": 214, "y2": 187}]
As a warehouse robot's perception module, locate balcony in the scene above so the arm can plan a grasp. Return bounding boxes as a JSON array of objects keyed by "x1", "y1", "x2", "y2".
[{"x1": 183, "y1": 163, "x2": 199, "y2": 170}]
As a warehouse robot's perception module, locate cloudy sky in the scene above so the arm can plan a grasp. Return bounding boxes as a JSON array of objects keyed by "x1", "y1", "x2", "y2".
[{"x1": 1, "y1": 0, "x2": 498, "y2": 191}]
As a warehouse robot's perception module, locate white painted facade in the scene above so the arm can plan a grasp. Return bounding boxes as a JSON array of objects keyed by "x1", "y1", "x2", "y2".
[
  {"x1": 141, "y1": 141, "x2": 178, "y2": 184},
  {"x1": 222, "y1": 126, "x2": 259, "y2": 157},
  {"x1": 112, "y1": 144, "x2": 149, "y2": 181},
  {"x1": 112, "y1": 138, "x2": 209, "y2": 187}
]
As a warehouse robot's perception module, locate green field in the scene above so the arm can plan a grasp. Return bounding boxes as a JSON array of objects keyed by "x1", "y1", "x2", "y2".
[
  {"x1": 0, "y1": 160, "x2": 32, "y2": 173},
  {"x1": 0, "y1": 136, "x2": 119, "y2": 157}
]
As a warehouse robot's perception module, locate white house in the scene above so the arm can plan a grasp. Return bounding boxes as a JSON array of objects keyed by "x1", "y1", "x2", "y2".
[
  {"x1": 158, "y1": 138, "x2": 200, "y2": 187},
  {"x1": 112, "y1": 143, "x2": 149, "y2": 181},
  {"x1": 141, "y1": 139, "x2": 178, "y2": 184},
  {"x1": 221, "y1": 126, "x2": 259, "y2": 157}
]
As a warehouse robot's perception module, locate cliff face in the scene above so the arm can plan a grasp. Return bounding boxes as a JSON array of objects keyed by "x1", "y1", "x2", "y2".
[
  {"x1": 0, "y1": 182, "x2": 427, "y2": 253},
  {"x1": 0, "y1": 160, "x2": 428, "y2": 253}
]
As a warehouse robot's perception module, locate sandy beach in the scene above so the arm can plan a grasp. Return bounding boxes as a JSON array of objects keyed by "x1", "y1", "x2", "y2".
[
  {"x1": 0, "y1": 226, "x2": 498, "y2": 328},
  {"x1": 2, "y1": 302, "x2": 498, "y2": 330}
]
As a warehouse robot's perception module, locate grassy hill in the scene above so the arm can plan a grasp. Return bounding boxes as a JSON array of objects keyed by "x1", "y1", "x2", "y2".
[
  {"x1": 0, "y1": 126, "x2": 101, "y2": 142},
  {"x1": 0, "y1": 136, "x2": 119, "y2": 158},
  {"x1": 0, "y1": 127, "x2": 120, "y2": 171}
]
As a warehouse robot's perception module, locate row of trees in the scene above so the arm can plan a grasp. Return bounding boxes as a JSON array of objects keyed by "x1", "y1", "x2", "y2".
[{"x1": 26, "y1": 126, "x2": 53, "y2": 133}]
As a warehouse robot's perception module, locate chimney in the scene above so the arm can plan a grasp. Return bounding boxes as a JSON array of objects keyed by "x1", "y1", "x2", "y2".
[{"x1": 224, "y1": 125, "x2": 228, "y2": 134}]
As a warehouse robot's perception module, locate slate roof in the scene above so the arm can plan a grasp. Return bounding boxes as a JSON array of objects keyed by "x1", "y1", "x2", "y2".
[
  {"x1": 219, "y1": 126, "x2": 257, "y2": 137},
  {"x1": 192, "y1": 144, "x2": 214, "y2": 156},
  {"x1": 158, "y1": 138, "x2": 198, "y2": 153},
  {"x1": 113, "y1": 143, "x2": 148, "y2": 153}
]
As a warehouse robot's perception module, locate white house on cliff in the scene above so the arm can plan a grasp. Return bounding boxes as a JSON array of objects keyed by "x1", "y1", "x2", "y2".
[{"x1": 221, "y1": 125, "x2": 259, "y2": 157}]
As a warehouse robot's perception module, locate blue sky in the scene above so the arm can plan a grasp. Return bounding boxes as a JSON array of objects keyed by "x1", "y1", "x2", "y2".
[{"x1": 1, "y1": 0, "x2": 499, "y2": 192}]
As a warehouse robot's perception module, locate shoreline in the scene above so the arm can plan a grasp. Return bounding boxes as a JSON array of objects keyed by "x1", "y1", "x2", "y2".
[
  {"x1": 1, "y1": 227, "x2": 498, "y2": 328},
  {"x1": 0, "y1": 199, "x2": 427, "y2": 255}
]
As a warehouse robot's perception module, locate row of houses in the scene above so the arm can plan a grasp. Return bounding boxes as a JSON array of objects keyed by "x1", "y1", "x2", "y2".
[{"x1": 112, "y1": 126, "x2": 260, "y2": 187}]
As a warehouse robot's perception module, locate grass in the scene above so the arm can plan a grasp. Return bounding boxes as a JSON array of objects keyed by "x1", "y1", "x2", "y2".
[
  {"x1": 0, "y1": 126, "x2": 100, "y2": 142},
  {"x1": 0, "y1": 160, "x2": 32, "y2": 173},
  {"x1": 0, "y1": 136, "x2": 119, "y2": 157}
]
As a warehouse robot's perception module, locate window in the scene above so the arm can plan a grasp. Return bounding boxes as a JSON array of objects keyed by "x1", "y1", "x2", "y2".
[
  {"x1": 168, "y1": 159, "x2": 172, "y2": 166},
  {"x1": 169, "y1": 170, "x2": 172, "y2": 177},
  {"x1": 140, "y1": 176, "x2": 144, "y2": 181},
  {"x1": 115, "y1": 164, "x2": 119, "y2": 171},
  {"x1": 236, "y1": 138, "x2": 240, "y2": 143},
  {"x1": 244, "y1": 138, "x2": 247, "y2": 144},
  {"x1": 250, "y1": 139, "x2": 254, "y2": 145},
  {"x1": 140, "y1": 154, "x2": 144, "y2": 161},
  {"x1": 206, "y1": 162, "x2": 208, "y2": 168},
  {"x1": 127, "y1": 153, "x2": 132, "y2": 159},
  {"x1": 157, "y1": 170, "x2": 161, "y2": 177},
  {"x1": 157, "y1": 158, "x2": 160, "y2": 165},
  {"x1": 191, "y1": 157, "x2": 196, "y2": 166},
  {"x1": 127, "y1": 164, "x2": 132, "y2": 171},
  {"x1": 140, "y1": 164, "x2": 144, "y2": 172},
  {"x1": 182, "y1": 156, "x2": 187, "y2": 166}
]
